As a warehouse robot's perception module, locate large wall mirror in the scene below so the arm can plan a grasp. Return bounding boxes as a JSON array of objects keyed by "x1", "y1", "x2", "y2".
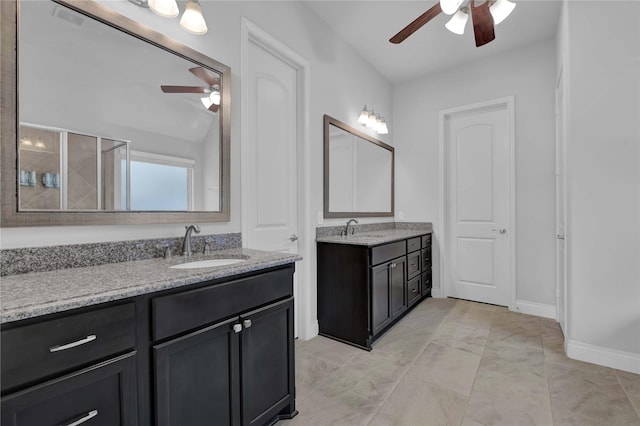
[
  {"x1": 0, "y1": 0, "x2": 230, "y2": 226},
  {"x1": 324, "y1": 115, "x2": 394, "y2": 218}
]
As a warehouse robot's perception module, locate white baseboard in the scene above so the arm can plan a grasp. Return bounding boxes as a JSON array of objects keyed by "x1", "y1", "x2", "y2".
[
  {"x1": 431, "y1": 287, "x2": 443, "y2": 298},
  {"x1": 566, "y1": 339, "x2": 640, "y2": 374},
  {"x1": 514, "y1": 300, "x2": 556, "y2": 319},
  {"x1": 299, "y1": 318, "x2": 319, "y2": 341}
]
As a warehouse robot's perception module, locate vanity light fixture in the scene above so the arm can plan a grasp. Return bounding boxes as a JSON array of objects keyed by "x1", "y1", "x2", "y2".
[
  {"x1": 129, "y1": 0, "x2": 208, "y2": 35},
  {"x1": 148, "y1": 0, "x2": 179, "y2": 18},
  {"x1": 357, "y1": 105, "x2": 389, "y2": 135}
]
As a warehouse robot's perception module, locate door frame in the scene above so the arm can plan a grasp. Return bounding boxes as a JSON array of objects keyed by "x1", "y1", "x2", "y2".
[
  {"x1": 438, "y1": 96, "x2": 516, "y2": 310},
  {"x1": 555, "y1": 68, "x2": 568, "y2": 332},
  {"x1": 240, "y1": 18, "x2": 314, "y2": 340}
]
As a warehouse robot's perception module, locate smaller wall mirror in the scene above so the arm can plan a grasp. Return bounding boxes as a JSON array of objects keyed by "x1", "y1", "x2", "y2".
[{"x1": 324, "y1": 115, "x2": 394, "y2": 218}]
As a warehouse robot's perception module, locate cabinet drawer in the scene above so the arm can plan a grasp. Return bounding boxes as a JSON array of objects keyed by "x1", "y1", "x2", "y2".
[
  {"x1": 421, "y1": 248, "x2": 432, "y2": 269},
  {"x1": 1, "y1": 352, "x2": 138, "y2": 426},
  {"x1": 422, "y1": 271, "x2": 432, "y2": 295},
  {"x1": 407, "y1": 238, "x2": 421, "y2": 253},
  {"x1": 421, "y1": 234, "x2": 432, "y2": 248},
  {"x1": 152, "y1": 267, "x2": 293, "y2": 341},
  {"x1": 408, "y1": 276, "x2": 421, "y2": 307},
  {"x1": 1, "y1": 303, "x2": 136, "y2": 393},
  {"x1": 407, "y1": 251, "x2": 421, "y2": 278},
  {"x1": 370, "y1": 241, "x2": 405, "y2": 266}
]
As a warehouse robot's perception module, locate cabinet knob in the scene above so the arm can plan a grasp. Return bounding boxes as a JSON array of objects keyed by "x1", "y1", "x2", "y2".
[
  {"x1": 389, "y1": 263, "x2": 397, "y2": 269},
  {"x1": 233, "y1": 324, "x2": 243, "y2": 333},
  {"x1": 243, "y1": 319, "x2": 252, "y2": 329}
]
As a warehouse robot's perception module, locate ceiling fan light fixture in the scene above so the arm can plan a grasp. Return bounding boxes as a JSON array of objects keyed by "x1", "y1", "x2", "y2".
[
  {"x1": 180, "y1": 0, "x2": 208, "y2": 35},
  {"x1": 358, "y1": 105, "x2": 370, "y2": 125},
  {"x1": 440, "y1": 0, "x2": 464, "y2": 15},
  {"x1": 490, "y1": 0, "x2": 516, "y2": 25},
  {"x1": 445, "y1": 9, "x2": 469, "y2": 35},
  {"x1": 148, "y1": 0, "x2": 179, "y2": 18},
  {"x1": 201, "y1": 96, "x2": 214, "y2": 110},
  {"x1": 210, "y1": 90, "x2": 221, "y2": 106}
]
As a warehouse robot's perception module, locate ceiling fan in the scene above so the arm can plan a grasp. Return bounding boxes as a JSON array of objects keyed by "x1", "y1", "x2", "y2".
[
  {"x1": 161, "y1": 67, "x2": 221, "y2": 112},
  {"x1": 389, "y1": 0, "x2": 516, "y2": 47}
]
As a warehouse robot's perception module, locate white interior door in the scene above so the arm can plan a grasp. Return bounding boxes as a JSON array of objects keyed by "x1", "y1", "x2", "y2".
[
  {"x1": 245, "y1": 37, "x2": 299, "y2": 333},
  {"x1": 556, "y1": 72, "x2": 567, "y2": 332},
  {"x1": 444, "y1": 103, "x2": 512, "y2": 306}
]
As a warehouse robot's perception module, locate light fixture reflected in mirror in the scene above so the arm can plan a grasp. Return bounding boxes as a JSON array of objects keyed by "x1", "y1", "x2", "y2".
[
  {"x1": 440, "y1": 0, "x2": 464, "y2": 15},
  {"x1": 445, "y1": 8, "x2": 469, "y2": 34},
  {"x1": 490, "y1": 0, "x2": 516, "y2": 25},
  {"x1": 200, "y1": 90, "x2": 221, "y2": 110}
]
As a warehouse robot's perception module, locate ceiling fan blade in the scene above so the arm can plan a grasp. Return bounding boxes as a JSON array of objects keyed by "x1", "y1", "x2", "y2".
[
  {"x1": 161, "y1": 85, "x2": 208, "y2": 94},
  {"x1": 389, "y1": 3, "x2": 442, "y2": 44},
  {"x1": 470, "y1": 0, "x2": 495, "y2": 47},
  {"x1": 208, "y1": 104, "x2": 219, "y2": 113},
  {"x1": 189, "y1": 67, "x2": 219, "y2": 87}
]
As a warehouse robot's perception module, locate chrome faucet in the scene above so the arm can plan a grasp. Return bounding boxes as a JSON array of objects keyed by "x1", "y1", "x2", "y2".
[
  {"x1": 182, "y1": 224, "x2": 201, "y2": 256},
  {"x1": 342, "y1": 219, "x2": 359, "y2": 236}
]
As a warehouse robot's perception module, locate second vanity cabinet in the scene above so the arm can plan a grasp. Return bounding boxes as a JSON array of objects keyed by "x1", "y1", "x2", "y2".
[
  {"x1": 317, "y1": 233, "x2": 432, "y2": 350},
  {"x1": 1, "y1": 264, "x2": 297, "y2": 426}
]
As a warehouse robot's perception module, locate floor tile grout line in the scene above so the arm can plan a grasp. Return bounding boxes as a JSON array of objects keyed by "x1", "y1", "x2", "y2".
[
  {"x1": 457, "y1": 305, "x2": 495, "y2": 426},
  {"x1": 364, "y1": 300, "x2": 459, "y2": 425},
  {"x1": 614, "y1": 370, "x2": 640, "y2": 421}
]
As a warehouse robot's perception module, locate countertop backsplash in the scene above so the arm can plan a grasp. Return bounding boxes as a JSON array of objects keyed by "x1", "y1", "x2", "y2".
[
  {"x1": 0, "y1": 233, "x2": 241, "y2": 276},
  {"x1": 316, "y1": 221, "x2": 432, "y2": 238}
]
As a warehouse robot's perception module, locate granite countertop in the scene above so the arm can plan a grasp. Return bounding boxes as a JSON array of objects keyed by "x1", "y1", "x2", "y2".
[
  {"x1": 0, "y1": 248, "x2": 301, "y2": 324},
  {"x1": 316, "y1": 226, "x2": 432, "y2": 246}
]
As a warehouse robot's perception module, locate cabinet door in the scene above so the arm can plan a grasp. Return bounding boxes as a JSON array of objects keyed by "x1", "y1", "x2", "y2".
[
  {"x1": 1, "y1": 352, "x2": 137, "y2": 426},
  {"x1": 240, "y1": 298, "x2": 295, "y2": 426},
  {"x1": 153, "y1": 317, "x2": 240, "y2": 426},
  {"x1": 390, "y1": 257, "x2": 407, "y2": 318},
  {"x1": 371, "y1": 262, "x2": 392, "y2": 336}
]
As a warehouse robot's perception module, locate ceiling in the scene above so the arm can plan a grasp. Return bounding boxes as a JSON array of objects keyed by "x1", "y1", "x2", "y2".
[{"x1": 305, "y1": 0, "x2": 562, "y2": 83}]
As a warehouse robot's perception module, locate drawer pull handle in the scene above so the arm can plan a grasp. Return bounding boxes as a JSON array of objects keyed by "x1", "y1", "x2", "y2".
[
  {"x1": 243, "y1": 319, "x2": 252, "y2": 329},
  {"x1": 411, "y1": 288, "x2": 418, "y2": 293},
  {"x1": 61, "y1": 409, "x2": 98, "y2": 426},
  {"x1": 49, "y1": 335, "x2": 96, "y2": 353}
]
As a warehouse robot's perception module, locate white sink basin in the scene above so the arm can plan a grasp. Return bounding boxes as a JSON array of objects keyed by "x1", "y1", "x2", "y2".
[{"x1": 169, "y1": 258, "x2": 245, "y2": 269}]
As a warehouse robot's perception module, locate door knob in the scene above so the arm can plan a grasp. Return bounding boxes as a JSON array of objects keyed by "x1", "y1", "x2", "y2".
[
  {"x1": 492, "y1": 228, "x2": 507, "y2": 234},
  {"x1": 289, "y1": 234, "x2": 298, "y2": 242}
]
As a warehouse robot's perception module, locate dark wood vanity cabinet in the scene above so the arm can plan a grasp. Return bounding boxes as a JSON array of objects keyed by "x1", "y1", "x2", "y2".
[
  {"x1": 1, "y1": 264, "x2": 297, "y2": 426},
  {"x1": 317, "y1": 233, "x2": 432, "y2": 350},
  {"x1": 154, "y1": 298, "x2": 295, "y2": 426}
]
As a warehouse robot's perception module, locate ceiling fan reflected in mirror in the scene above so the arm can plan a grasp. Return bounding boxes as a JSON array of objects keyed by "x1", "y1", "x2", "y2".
[
  {"x1": 389, "y1": 0, "x2": 516, "y2": 47},
  {"x1": 160, "y1": 66, "x2": 221, "y2": 112}
]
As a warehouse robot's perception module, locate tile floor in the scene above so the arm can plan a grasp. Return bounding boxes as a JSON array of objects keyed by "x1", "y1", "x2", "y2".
[{"x1": 283, "y1": 298, "x2": 640, "y2": 426}]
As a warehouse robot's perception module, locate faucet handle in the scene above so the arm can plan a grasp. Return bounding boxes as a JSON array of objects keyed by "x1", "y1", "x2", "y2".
[
  {"x1": 203, "y1": 242, "x2": 211, "y2": 255},
  {"x1": 163, "y1": 246, "x2": 172, "y2": 259}
]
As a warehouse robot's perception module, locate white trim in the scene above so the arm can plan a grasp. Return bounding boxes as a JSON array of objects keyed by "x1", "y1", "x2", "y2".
[
  {"x1": 240, "y1": 18, "x2": 314, "y2": 341},
  {"x1": 430, "y1": 287, "x2": 444, "y2": 299},
  {"x1": 438, "y1": 96, "x2": 516, "y2": 310},
  {"x1": 514, "y1": 300, "x2": 556, "y2": 319},
  {"x1": 566, "y1": 339, "x2": 640, "y2": 374}
]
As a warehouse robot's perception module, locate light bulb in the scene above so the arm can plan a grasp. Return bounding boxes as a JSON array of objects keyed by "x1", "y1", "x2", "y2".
[
  {"x1": 490, "y1": 0, "x2": 516, "y2": 25},
  {"x1": 440, "y1": 0, "x2": 464, "y2": 15},
  {"x1": 375, "y1": 114, "x2": 383, "y2": 133},
  {"x1": 366, "y1": 110, "x2": 377, "y2": 129},
  {"x1": 358, "y1": 106, "x2": 369, "y2": 125},
  {"x1": 148, "y1": 0, "x2": 179, "y2": 18},
  {"x1": 201, "y1": 96, "x2": 213, "y2": 109},
  {"x1": 180, "y1": 0, "x2": 208, "y2": 35},
  {"x1": 445, "y1": 10, "x2": 469, "y2": 35},
  {"x1": 378, "y1": 118, "x2": 389, "y2": 135},
  {"x1": 210, "y1": 90, "x2": 221, "y2": 106}
]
